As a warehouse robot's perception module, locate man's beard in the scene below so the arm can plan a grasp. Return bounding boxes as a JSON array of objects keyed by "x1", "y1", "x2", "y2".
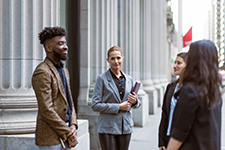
[{"x1": 53, "y1": 49, "x2": 68, "y2": 61}]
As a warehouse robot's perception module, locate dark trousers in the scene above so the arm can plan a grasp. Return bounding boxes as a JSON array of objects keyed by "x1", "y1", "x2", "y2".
[{"x1": 99, "y1": 134, "x2": 131, "y2": 150}]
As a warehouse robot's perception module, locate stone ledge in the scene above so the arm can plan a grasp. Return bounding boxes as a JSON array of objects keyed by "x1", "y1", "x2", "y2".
[
  {"x1": 0, "y1": 119, "x2": 89, "y2": 150},
  {"x1": 132, "y1": 89, "x2": 149, "y2": 127}
]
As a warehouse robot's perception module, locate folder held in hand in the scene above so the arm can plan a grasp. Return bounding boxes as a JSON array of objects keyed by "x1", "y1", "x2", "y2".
[{"x1": 132, "y1": 82, "x2": 141, "y2": 94}]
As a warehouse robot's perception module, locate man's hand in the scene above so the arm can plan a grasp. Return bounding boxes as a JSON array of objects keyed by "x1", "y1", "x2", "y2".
[
  {"x1": 127, "y1": 92, "x2": 137, "y2": 104},
  {"x1": 67, "y1": 124, "x2": 78, "y2": 148},
  {"x1": 119, "y1": 101, "x2": 131, "y2": 111}
]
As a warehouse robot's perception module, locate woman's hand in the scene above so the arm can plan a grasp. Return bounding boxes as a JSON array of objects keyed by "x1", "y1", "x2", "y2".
[
  {"x1": 167, "y1": 137, "x2": 183, "y2": 150},
  {"x1": 119, "y1": 101, "x2": 131, "y2": 111},
  {"x1": 127, "y1": 92, "x2": 137, "y2": 104},
  {"x1": 159, "y1": 146, "x2": 166, "y2": 150}
]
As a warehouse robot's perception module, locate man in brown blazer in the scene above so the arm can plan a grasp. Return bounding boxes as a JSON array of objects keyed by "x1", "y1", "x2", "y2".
[{"x1": 32, "y1": 27, "x2": 78, "y2": 150}]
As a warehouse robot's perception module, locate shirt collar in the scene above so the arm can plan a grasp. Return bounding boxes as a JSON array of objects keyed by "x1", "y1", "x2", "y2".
[
  {"x1": 47, "y1": 57, "x2": 64, "y2": 68},
  {"x1": 109, "y1": 69, "x2": 125, "y2": 79}
]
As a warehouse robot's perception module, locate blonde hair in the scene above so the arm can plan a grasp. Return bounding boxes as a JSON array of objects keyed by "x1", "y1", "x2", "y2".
[{"x1": 107, "y1": 46, "x2": 123, "y2": 58}]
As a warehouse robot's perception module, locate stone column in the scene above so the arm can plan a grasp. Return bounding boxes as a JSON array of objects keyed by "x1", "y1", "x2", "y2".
[
  {"x1": 139, "y1": 0, "x2": 156, "y2": 121},
  {"x1": 162, "y1": 0, "x2": 169, "y2": 91},
  {"x1": 0, "y1": 0, "x2": 59, "y2": 149},
  {"x1": 118, "y1": 0, "x2": 140, "y2": 87},
  {"x1": 151, "y1": 0, "x2": 160, "y2": 85},
  {"x1": 140, "y1": 0, "x2": 152, "y2": 84},
  {"x1": 78, "y1": 0, "x2": 118, "y2": 149},
  {"x1": 118, "y1": 0, "x2": 149, "y2": 127},
  {"x1": 157, "y1": 0, "x2": 168, "y2": 107},
  {"x1": 163, "y1": 0, "x2": 169, "y2": 84},
  {"x1": 159, "y1": 0, "x2": 168, "y2": 85},
  {"x1": 150, "y1": 0, "x2": 169, "y2": 112},
  {"x1": 161, "y1": 0, "x2": 169, "y2": 108},
  {"x1": 118, "y1": 0, "x2": 140, "y2": 80},
  {"x1": 90, "y1": 0, "x2": 118, "y2": 84},
  {"x1": 158, "y1": 0, "x2": 163, "y2": 83},
  {"x1": 149, "y1": 0, "x2": 160, "y2": 114}
]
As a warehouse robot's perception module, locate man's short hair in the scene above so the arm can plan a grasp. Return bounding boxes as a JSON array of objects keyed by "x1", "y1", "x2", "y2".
[{"x1": 38, "y1": 27, "x2": 67, "y2": 44}]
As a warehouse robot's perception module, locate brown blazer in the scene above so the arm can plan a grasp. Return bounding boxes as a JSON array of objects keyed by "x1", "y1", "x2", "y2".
[{"x1": 32, "y1": 58, "x2": 77, "y2": 146}]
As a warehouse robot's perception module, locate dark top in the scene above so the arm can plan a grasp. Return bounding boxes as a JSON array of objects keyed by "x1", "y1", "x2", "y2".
[
  {"x1": 110, "y1": 69, "x2": 126, "y2": 101},
  {"x1": 158, "y1": 81, "x2": 177, "y2": 147},
  {"x1": 171, "y1": 84, "x2": 222, "y2": 150},
  {"x1": 47, "y1": 57, "x2": 72, "y2": 122}
]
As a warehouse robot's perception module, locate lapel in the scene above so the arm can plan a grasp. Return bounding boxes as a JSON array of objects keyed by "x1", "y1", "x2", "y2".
[
  {"x1": 121, "y1": 71, "x2": 131, "y2": 102},
  {"x1": 167, "y1": 82, "x2": 176, "y2": 113},
  {"x1": 106, "y1": 70, "x2": 121, "y2": 102},
  {"x1": 64, "y1": 68, "x2": 72, "y2": 101},
  {"x1": 44, "y1": 58, "x2": 67, "y2": 104},
  {"x1": 106, "y1": 70, "x2": 131, "y2": 102}
]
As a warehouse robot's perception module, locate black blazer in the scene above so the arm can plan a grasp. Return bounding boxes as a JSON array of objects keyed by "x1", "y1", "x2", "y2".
[
  {"x1": 158, "y1": 81, "x2": 177, "y2": 147},
  {"x1": 171, "y1": 84, "x2": 222, "y2": 150}
]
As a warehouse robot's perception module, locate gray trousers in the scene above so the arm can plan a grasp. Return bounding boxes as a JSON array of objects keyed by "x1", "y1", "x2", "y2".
[{"x1": 38, "y1": 142, "x2": 71, "y2": 150}]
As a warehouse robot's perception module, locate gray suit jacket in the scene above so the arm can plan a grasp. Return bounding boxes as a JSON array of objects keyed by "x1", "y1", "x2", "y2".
[{"x1": 92, "y1": 70, "x2": 141, "y2": 134}]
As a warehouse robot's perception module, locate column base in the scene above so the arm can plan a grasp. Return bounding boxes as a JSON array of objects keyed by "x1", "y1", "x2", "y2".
[
  {"x1": 132, "y1": 89, "x2": 149, "y2": 127},
  {"x1": 154, "y1": 84, "x2": 164, "y2": 108},
  {"x1": 142, "y1": 85, "x2": 158, "y2": 114},
  {"x1": 0, "y1": 96, "x2": 37, "y2": 134},
  {"x1": 155, "y1": 81, "x2": 169, "y2": 107},
  {"x1": 141, "y1": 79, "x2": 153, "y2": 86},
  {"x1": 78, "y1": 105, "x2": 100, "y2": 150},
  {"x1": 0, "y1": 134, "x2": 38, "y2": 150}
]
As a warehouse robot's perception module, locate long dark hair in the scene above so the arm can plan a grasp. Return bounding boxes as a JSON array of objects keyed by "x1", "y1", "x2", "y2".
[
  {"x1": 177, "y1": 40, "x2": 221, "y2": 108},
  {"x1": 177, "y1": 52, "x2": 188, "y2": 63}
]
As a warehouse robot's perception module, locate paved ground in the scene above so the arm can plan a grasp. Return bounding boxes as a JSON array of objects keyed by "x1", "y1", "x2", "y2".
[{"x1": 129, "y1": 95, "x2": 225, "y2": 150}]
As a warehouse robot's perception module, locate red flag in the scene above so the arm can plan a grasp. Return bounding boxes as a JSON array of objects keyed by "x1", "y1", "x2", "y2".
[{"x1": 183, "y1": 27, "x2": 192, "y2": 47}]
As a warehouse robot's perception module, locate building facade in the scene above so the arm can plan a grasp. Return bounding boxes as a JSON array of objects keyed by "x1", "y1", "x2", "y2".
[
  {"x1": 0, "y1": 0, "x2": 177, "y2": 150},
  {"x1": 209, "y1": 0, "x2": 225, "y2": 68},
  {"x1": 73, "y1": 0, "x2": 175, "y2": 149}
]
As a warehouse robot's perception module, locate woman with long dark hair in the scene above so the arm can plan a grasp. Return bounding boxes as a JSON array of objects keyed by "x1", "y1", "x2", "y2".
[
  {"x1": 158, "y1": 52, "x2": 188, "y2": 150},
  {"x1": 167, "y1": 40, "x2": 222, "y2": 150}
]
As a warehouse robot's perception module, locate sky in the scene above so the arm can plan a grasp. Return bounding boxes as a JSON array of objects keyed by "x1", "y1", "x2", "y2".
[
  {"x1": 183, "y1": 0, "x2": 211, "y2": 41},
  {"x1": 172, "y1": 0, "x2": 211, "y2": 42}
]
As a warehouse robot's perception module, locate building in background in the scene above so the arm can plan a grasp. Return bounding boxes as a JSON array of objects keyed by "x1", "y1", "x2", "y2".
[
  {"x1": 219, "y1": 0, "x2": 225, "y2": 69},
  {"x1": 206, "y1": 0, "x2": 225, "y2": 82},
  {"x1": 0, "y1": 0, "x2": 181, "y2": 150},
  {"x1": 206, "y1": 0, "x2": 215, "y2": 42},
  {"x1": 209, "y1": 0, "x2": 224, "y2": 69},
  {"x1": 215, "y1": 0, "x2": 224, "y2": 68}
]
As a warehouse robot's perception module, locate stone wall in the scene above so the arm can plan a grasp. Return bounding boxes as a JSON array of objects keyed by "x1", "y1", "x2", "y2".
[{"x1": 0, "y1": 120, "x2": 89, "y2": 150}]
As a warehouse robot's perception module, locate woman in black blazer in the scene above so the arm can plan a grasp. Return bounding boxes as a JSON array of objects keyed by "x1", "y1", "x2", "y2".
[
  {"x1": 167, "y1": 40, "x2": 222, "y2": 150},
  {"x1": 158, "y1": 52, "x2": 188, "y2": 150}
]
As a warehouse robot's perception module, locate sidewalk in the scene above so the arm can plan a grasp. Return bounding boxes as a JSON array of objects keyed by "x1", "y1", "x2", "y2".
[{"x1": 129, "y1": 96, "x2": 225, "y2": 150}]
